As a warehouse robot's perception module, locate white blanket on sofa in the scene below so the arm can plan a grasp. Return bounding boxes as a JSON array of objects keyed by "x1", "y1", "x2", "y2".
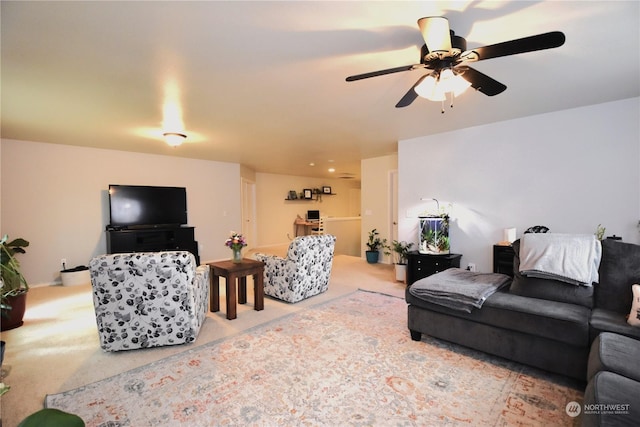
[{"x1": 518, "y1": 233, "x2": 601, "y2": 286}]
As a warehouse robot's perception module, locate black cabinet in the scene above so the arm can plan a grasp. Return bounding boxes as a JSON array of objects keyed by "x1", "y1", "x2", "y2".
[
  {"x1": 406, "y1": 251, "x2": 462, "y2": 285},
  {"x1": 493, "y1": 244, "x2": 515, "y2": 277},
  {"x1": 107, "y1": 227, "x2": 199, "y2": 264}
]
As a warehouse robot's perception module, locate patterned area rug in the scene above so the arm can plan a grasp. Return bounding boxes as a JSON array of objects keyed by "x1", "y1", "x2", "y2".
[{"x1": 46, "y1": 290, "x2": 583, "y2": 426}]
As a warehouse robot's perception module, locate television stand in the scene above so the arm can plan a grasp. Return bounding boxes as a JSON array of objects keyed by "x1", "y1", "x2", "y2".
[{"x1": 106, "y1": 226, "x2": 199, "y2": 264}]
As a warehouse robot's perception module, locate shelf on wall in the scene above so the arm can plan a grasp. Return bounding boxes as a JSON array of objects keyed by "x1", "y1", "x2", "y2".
[{"x1": 284, "y1": 190, "x2": 336, "y2": 201}]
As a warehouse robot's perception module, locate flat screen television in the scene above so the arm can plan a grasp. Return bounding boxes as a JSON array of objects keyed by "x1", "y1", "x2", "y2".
[{"x1": 108, "y1": 185, "x2": 188, "y2": 228}]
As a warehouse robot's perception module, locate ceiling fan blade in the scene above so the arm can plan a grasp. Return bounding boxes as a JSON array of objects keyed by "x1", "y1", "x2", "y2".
[
  {"x1": 346, "y1": 65, "x2": 419, "y2": 82},
  {"x1": 417, "y1": 17, "x2": 452, "y2": 54},
  {"x1": 459, "y1": 67, "x2": 506, "y2": 96},
  {"x1": 395, "y1": 75, "x2": 428, "y2": 108},
  {"x1": 460, "y1": 31, "x2": 565, "y2": 62}
]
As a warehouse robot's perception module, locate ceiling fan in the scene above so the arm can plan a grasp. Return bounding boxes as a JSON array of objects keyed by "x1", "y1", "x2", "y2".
[{"x1": 346, "y1": 17, "x2": 565, "y2": 110}]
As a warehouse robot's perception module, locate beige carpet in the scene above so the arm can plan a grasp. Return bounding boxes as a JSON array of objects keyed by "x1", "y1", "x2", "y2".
[{"x1": 0, "y1": 250, "x2": 405, "y2": 426}]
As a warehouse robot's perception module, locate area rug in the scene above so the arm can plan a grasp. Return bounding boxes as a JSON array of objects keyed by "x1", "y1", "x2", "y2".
[{"x1": 46, "y1": 290, "x2": 583, "y2": 426}]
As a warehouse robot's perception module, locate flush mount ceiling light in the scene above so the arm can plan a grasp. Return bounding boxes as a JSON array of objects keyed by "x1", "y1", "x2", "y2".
[{"x1": 163, "y1": 132, "x2": 187, "y2": 147}]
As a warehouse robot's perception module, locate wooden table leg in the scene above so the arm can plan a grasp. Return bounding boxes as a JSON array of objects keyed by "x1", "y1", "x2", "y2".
[
  {"x1": 226, "y1": 274, "x2": 237, "y2": 320},
  {"x1": 238, "y1": 276, "x2": 247, "y2": 304},
  {"x1": 210, "y1": 271, "x2": 220, "y2": 312},
  {"x1": 254, "y1": 271, "x2": 264, "y2": 311}
]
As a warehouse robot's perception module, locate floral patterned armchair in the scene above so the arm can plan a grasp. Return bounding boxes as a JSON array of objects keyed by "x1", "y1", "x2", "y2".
[
  {"x1": 89, "y1": 251, "x2": 209, "y2": 352},
  {"x1": 255, "y1": 234, "x2": 336, "y2": 303}
]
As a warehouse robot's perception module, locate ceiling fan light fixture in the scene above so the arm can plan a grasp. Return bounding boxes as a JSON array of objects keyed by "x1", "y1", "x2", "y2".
[
  {"x1": 452, "y1": 74, "x2": 471, "y2": 97},
  {"x1": 415, "y1": 68, "x2": 471, "y2": 102},
  {"x1": 417, "y1": 16, "x2": 452, "y2": 54},
  {"x1": 163, "y1": 132, "x2": 187, "y2": 147},
  {"x1": 414, "y1": 74, "x2": 441, "y2": 101}
]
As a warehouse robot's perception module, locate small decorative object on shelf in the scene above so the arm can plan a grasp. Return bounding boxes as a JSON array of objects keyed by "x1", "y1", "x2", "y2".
[
  {"x1": 303, "y1": 189, "x2": 313, "y2": 199},
  {"x1": 419, "y1": 215, "x2": 450, "y2": 254},
  {"x1": 322, "y1": 186, "x2": 332, "y2": 194},
  {"x1": 225, "y1": 231, "x2": 247, "y2": 263}
]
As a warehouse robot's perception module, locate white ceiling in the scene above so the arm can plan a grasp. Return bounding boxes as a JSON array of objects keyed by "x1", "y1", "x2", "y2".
[{"x1": 2, "y1": 1, "x2": 639, "y2": 181}]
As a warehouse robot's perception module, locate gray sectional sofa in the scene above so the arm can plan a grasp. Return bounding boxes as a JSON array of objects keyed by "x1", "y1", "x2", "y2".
[
  {"x1": 583, "y1": 332, "x2": 640, "y2": 426},
  {"x1": 405, "y1": 238, "x2": 640, "y2": 381}
]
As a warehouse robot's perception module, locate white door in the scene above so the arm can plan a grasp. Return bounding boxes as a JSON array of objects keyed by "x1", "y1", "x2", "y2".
[
  {"x1": 241, "y1": 178, "x2": 256, "y2": 249},
  {"x1": 390, "y1": 170, "x2": 398, "y2": 243}
]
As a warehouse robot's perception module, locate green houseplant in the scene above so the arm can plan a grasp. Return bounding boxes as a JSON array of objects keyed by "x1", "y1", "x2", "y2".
[
  {"x1": 365, "y1": 229, "x2": 388, "y2": 264},
  {"x1": 390, "y1": 240, "x2": 414, "y2": 282},
  {"x1": 1, "y1": 235, "x2": 30, "y2": 331}
]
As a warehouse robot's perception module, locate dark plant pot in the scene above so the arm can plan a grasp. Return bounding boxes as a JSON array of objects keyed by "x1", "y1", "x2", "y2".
[
  {"x1": 365, "y1": 250, "x2": 380, "y2": 264},
  {"x1": 1, "y1": 291, "x2": 27, "y2": 331}
]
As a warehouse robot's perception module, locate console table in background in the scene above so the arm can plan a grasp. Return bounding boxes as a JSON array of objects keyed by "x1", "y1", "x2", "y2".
[
  {"x1": 106, "y1": 226, "x2": 200, "y2": 264},
  {"x1": 406, "y1": 251, "x2": 463, "y2": 286}
]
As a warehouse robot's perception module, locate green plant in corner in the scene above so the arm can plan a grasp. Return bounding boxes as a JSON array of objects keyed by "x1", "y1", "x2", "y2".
[
  {"x1": 1, "y1": 235, "x2": 30, "y2": 312},
  {"x1": 365, "y1": 229, "x2": 389, "y2": 264},
  {"x1": 366, "y1": 229, "x2": 388, "y2": 252},
  {"x1": 595, "y1": 224, "x2": 606, "y2": 241},
  {"x1": 390, "y1": 240, "x2": 414, "y2": 265}
]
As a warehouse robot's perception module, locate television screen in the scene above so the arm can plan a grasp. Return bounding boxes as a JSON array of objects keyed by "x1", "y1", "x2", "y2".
[{"x1": 109, "y1": 185, "x2": 188, "y2": 228}]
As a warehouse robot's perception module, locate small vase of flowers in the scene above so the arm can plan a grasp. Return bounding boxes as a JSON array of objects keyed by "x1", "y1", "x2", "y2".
[{"x1": 225, "y1": 232, "x2": 247, "y2": 263}]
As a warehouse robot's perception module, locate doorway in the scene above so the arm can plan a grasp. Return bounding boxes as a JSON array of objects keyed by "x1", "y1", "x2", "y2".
[{"x1": 241, "y1": 178, "x2": 257, "y2": 249}]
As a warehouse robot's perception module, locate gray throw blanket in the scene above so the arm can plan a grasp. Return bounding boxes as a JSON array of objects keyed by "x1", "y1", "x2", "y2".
[{"x1": 409, "y1": 268, "x2": 511, "y2": 313}]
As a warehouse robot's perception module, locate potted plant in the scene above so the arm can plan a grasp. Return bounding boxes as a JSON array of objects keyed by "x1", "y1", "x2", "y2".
[
  {"x1": 1, "y1": 235, "x2": 30, "y2": 331},
  {"x1": 365, "y1": 229, "x2": 388, "y2": 264},
  {"x1": 390, "y1": 240, "x2": 414, "y2": 282}
]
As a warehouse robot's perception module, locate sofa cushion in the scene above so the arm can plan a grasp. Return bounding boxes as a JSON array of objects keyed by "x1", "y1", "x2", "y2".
[
  {"x1": 596, "y1": 239, "x2": 640, "y2": 314},
  {"x1": 627, "y1": 284, "x2": 640, "y2": 326},
  {"x1": 587, "y1": 332, "x2": 640, "y2": 382},
  {"x1": 406, "y1": 288, "x2": 590, "y2": 347},
  {"x1": 590, "y1": 308, "x2": 640, "y2": 341},
  {"x1": 582, "y1": 371, "x2": 640, "y2": 427},
  {"x1": 509, "y1": 240, "x2": 593, "y2": 308}
]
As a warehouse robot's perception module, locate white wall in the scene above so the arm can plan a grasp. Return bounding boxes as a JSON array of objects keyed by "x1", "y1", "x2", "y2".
[
  {"x1": 254, "y1": 172, "x2": 361, "y2": 246},
  {"x1": 399, "y1": 98, "x2": 640, "y2": 273},
  {"x1": 361, "y1": 154, "x2": 398, "y2": 262},
  {"x1": 1, "y1": 139, "x2": 242, "y2": 285}
]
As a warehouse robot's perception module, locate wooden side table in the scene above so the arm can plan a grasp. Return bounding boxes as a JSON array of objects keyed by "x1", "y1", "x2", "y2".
[{"x1": 208, "y1": 258, "x2": 264, "y2": 320}]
